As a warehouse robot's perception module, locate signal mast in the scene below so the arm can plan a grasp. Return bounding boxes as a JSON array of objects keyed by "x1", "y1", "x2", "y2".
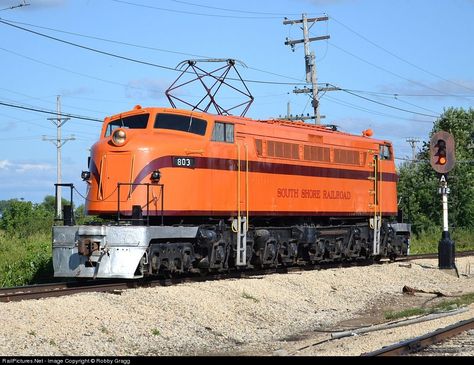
[{"x1": 429, "y1": 131, "x2": 456, "y2": 270}]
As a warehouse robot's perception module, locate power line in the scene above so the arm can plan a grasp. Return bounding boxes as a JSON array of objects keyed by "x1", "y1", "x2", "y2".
[
  {"x1": 0, "y1": 100, "x2": 102, "y2": 122},
  {"x1": 3, "y1": 18, "x2": 307, "y2": 84},
  {"x1": 169, "y1": 0, "x2": 297, "y2": 16},
  {"x1": 327, "y1": 41, "x2": 473, "y2": 102},
  {"x1": 0, "y1": 19, "x2": 449, "y2": 121},
  {"x1": 329, "y1": 15, "x2": 474, "y2": 94},
  {"x1": 3, "y1": 18, "x2": 211, "y2": 59},
  {"x1": 394, "y1": 96, "x2": 440, "y2": 115},
  {"x1": 0, "y1": 111, "x2": 97, "y2": 137},
  {"x1": 0, "y1": 19, "x2": 178, "y2": 72},
  {"x1": 0, "y1": 45, "x2": 162, "y2": 94},
  {"x1": 110, "y1": 0, "x2": 284, "y2": 19},
  {"x1": 343, "y1": 88, "x2": 474, "y2": 98},
  {"x1": 328, "y1": 42, "x2": 432, "y2": 90},
  {"x1": 0, "y1": 19, "x2": 306, "y2": 86},
  {"x1": 320, "y1": 83, "x2": 440, "y2": 119},
  {"x1": 0, "y1": 83, "x2": 108, "y2": 117},
  {"x1": 322, "y1": 94, "x2": 433, "y2": 123},
  {"x1": 340, "y1": 88, "x2": 439, "y2": 118},
  {"x1": 0, "y1": 1, "x2": 29, "y2": 11},
  {"x1": 342, "y1": 86, "x2": 444, "y2": 116}
]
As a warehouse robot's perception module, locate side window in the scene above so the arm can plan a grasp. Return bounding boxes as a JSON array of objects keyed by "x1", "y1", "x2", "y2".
[
  {"x1": 379, "y1": 144, "x2": 392, "y2": 160},
  {"x1": 212, "y1": 122, "x2": 234, "y2": 143}
]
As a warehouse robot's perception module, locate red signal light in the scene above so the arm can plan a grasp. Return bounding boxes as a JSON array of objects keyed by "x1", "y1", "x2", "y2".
[
  {"x1": 429, "y1": 131, "x2": 455, "y2": 174},
  {"x1": 435, "y1": 139, "x2": 447, "y2": 165}
]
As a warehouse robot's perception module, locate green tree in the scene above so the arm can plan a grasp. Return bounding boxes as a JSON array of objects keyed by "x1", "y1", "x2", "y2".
[
  {"x1": 0, "y1": 200, "x2": 53, "y2": 238},
  {"x1": 397, "y1": 107, "x2": 474, "y2": 234},
  {"x1": 40, "y1": 195, "x2": 71, "y2": 214}
]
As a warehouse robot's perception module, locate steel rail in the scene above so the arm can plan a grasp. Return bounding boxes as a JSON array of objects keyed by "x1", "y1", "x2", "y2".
[
  {"x1": 1, "y1": 251, "x2": 472, "y2": 303},
  {"x1": 401, "y1": 249, "x2": 474, "y2": 261},
  {"x1": 0, "y1": 258, "x2": 378, "y2": 303},
  {"x1": 363, "y1": 318, "x2": 474, "y2": 356}
]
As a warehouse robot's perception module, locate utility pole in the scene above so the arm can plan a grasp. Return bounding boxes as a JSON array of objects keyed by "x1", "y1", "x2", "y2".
[
  {"x1": 43, "y1": 96, "x2": 75, "y2": 219},
  {"x1": 406, "y1": 137, "x2": 420, "y2": 161},
  {"x1": 284, "y1": 14, "x2": 330, "y2": 124}
]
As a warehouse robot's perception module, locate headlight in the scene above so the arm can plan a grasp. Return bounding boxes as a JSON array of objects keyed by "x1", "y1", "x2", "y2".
[
  {"x1": 112, "y1": 128, "x2": 127, "y2": 146},
  {"x1": 81, "y1": 171, "x2": 91, "y2": 181},
  {"x1": 151, "y1": 170, "x2": 161, "y2": 183}
]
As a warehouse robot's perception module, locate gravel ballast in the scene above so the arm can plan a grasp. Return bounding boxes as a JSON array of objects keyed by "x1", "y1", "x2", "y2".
[{"x1": 1, "y1": 256, "x2": 473, "y2": 356}]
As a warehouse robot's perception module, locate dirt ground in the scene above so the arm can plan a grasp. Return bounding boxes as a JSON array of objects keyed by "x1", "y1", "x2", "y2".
[
  {"x1": 217, "y1": 267, "x2": 473, "y2": 356},
  {"x1": 1, "y1": 258, "x2": 472, "y2": 357}
]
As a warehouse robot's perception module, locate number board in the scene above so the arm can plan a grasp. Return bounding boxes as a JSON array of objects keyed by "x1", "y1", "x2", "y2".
[{"x1": 172, "y1": 156, "x2": 196, "y2": 168}]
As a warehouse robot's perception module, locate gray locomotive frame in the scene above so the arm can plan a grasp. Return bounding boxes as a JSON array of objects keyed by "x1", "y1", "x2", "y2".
[
  {"x1": 53, "y1": 225, "x2": 199, "y2": 279},
  {"x1": 53, "y1": 221, "x2": 411, "y2": 279}
]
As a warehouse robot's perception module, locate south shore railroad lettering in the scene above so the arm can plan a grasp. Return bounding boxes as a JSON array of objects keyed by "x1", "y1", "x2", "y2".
[{"x1": 277, "y1": 188, "x2": 351, "y2": 200}]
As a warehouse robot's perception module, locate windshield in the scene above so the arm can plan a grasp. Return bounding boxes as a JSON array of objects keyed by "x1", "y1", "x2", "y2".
[
  {"x1": 154, "y1": 113, "x2": 207, "y2": 136},
  {"x1": 105, "y1": 114, "x2": 149, "y2": 137}
]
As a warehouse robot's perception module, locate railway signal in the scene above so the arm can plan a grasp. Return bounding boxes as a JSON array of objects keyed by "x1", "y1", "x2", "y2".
[
  {"x1": 429, "y1": 131, "x2": 456, "y2": 270},
  {"x1": 429, "y1": 131, "x2": 455, "y2": 174}
]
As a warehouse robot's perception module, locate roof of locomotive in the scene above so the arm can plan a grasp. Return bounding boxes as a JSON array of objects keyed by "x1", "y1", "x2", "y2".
[{"x1": 106, "y1": 106, "x2": 392, "y2": 145}]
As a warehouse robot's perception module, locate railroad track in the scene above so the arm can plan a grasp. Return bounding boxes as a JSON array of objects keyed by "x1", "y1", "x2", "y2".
[
  {"x1": 364, "y1": 318, "x2": 474, "y2": 356},
  {"x1": 1, "y1": 250, "x2": 473, "y2": 303},
  {"x1": 399, "y1": 249, "x2": 474, "y2": 261}
]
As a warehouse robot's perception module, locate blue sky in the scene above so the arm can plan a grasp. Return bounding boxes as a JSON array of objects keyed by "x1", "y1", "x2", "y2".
[{"x1": 0, "y1": 0, "x2": 473, "y2": 203}]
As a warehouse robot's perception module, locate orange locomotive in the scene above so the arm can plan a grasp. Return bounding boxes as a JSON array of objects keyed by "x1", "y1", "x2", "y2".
[{"x1": 52, "y1": 105, "x2": 410, "y2": 279}]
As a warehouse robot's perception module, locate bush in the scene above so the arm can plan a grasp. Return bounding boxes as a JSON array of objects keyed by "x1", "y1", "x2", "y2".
[
  {"x1": 0, "y1": 199, "x2": 56, "y2": 287},
  {"x1": 0, "y1": 200, "x2": 53, "y2": 239},
  {"x1": 0, "y1": 197, "x2": 103, "y2": 287},
  {"x1": 0, "y1": 231, "x2": 53, "y2": 287}
]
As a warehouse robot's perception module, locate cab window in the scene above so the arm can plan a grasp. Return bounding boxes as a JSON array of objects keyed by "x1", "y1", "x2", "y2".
[
  {"x1": 379, "y1": 144, "x2": 392, "y2": 160},
  {"x1": 154, "y1": 113, "x2": 207, "y2": 136},
  {"x1": 212, "y1": 122, "x2": 234, "y2": 143},
  {"x1": 105, "y1": 114, "x2": 149, "y2": 137}
]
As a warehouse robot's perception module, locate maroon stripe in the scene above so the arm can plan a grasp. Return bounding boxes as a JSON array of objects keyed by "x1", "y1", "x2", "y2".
[
  {"x1": 91, "y1": 209, "x2": 398, "y2": 217},
  {"x1": 132, "y1": 155, "x2": 398, "y2": 189}
]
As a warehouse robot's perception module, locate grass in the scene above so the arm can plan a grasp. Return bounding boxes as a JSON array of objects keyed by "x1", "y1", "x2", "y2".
[
  {"x1": 409, "y1": 227, "x2": 474, "y2": 254},
  {"x1": 384, "y1": 292, "x2": 474, "y2": 320},
  {"x1": 151, "y1": 328, "x2": 160, "y2": 336},
  {"x1": 241, "y1": 291, "x2": 259, "y2": 303},
  {"x1": 0, "y1": 230, "x2": 53, "y2": 287}
]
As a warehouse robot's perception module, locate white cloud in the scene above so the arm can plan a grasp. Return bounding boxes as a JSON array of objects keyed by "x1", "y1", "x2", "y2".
[
  {"x1": 125, "y1": 78, "x2": 169, "y2": 100},
  {"x1": 0, "y1": 159, "x2": 54, "y2": 172},
  {"x1": 15, "y1": 163, "x2": 54, "y2": 173},
  {"x1": 59, "y1": 86, "x2": 94, "y2": 97},
  {"x1": 0, "y1": 160, "x2": 12, "y2": 169}
]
